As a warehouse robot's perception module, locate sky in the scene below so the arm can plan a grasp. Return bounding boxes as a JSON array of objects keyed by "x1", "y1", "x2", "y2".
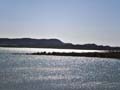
[{"x1": 0, "y1": 0, "x2": 120, "y2": 46}]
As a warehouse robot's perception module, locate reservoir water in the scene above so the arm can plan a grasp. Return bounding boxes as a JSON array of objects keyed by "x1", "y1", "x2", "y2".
[{"x1": 0, "y1": 47, "x2": 120, "y2": 90}]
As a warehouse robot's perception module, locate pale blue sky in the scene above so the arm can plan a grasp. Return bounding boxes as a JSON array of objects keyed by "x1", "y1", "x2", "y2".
[{"x1": 0, "y1": 0, "x2": 120, "y2": 46}]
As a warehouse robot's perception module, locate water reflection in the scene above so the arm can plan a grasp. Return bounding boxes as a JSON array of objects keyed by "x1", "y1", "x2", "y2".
[{"x1": 0, "y1": 48, "x2": 120, "y2": 90}]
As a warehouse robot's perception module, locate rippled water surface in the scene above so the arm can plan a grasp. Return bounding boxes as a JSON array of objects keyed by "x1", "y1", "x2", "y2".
[{"x1": 0, "y1": 47, "x2": 120, "y2": 90}]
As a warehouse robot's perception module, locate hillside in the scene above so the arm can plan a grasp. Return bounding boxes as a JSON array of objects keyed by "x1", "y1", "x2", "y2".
[{"x1": 0, "y1": 38, "x2": 120, "y2": 50}]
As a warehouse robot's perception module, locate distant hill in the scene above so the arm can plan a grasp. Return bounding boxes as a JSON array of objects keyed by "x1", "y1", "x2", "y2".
[{"x1": 0, "y1": 38, "x2": 120, "y2": 50}]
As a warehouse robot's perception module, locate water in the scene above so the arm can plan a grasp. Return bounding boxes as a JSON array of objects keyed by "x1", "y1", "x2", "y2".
[
  {"x1": 0, "y1": 47, "x2": 120, "y2": 90},
  {"x1": 0, "y1": 47, "x2": 105, "y2": 54}
]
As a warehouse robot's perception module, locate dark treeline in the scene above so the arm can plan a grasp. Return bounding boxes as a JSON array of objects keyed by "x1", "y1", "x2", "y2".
[
  {"x1": 30, "y1": 52, "x2": 120, "y2": 59},
  {"x1": 0, "y1": 38, "x2": 120, "y2": 50}
]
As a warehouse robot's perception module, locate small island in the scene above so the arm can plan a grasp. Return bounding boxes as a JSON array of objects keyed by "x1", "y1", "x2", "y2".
[{"x1": 28, "y1": 51, "x2": 120, "y2": 59}]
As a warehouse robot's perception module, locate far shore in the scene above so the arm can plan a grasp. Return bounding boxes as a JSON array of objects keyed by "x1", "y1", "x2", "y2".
[{"x1": 27, "y1": 51, "x2": 120, "y2": 59}]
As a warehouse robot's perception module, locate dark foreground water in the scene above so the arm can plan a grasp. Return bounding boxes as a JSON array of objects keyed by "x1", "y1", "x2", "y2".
[{"x1": 0, "y1": 48, "x2": 120, "y2": 90}]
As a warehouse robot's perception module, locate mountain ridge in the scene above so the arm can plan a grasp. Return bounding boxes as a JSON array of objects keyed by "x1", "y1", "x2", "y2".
[{"x1": 0, "y1": 38, "x2": 120, "y2": 50}]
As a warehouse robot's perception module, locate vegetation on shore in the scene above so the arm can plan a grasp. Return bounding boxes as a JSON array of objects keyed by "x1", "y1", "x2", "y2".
[{"x1": 29, "y1": 51, "x2": 120, "y2": 59}]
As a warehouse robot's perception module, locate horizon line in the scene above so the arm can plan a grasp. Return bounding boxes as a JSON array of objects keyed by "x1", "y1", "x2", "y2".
[{"x1": 0, "y1": 37, "x2": 120, "y2": 47}]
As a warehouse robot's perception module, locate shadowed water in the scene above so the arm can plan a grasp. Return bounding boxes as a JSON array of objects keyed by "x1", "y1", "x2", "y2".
[{"x1": 0, "y1": 47, "x2": 120, "y2": 90}]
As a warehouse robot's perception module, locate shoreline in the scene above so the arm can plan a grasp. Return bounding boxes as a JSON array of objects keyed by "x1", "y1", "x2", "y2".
[{"x1": 28, "y1": 51, "x2": 120, "y2": 59}]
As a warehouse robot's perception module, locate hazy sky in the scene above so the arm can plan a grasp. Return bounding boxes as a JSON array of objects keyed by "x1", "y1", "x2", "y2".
[{"x1": 0, "y1": 0, "x2": 120, "y2": 46}]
